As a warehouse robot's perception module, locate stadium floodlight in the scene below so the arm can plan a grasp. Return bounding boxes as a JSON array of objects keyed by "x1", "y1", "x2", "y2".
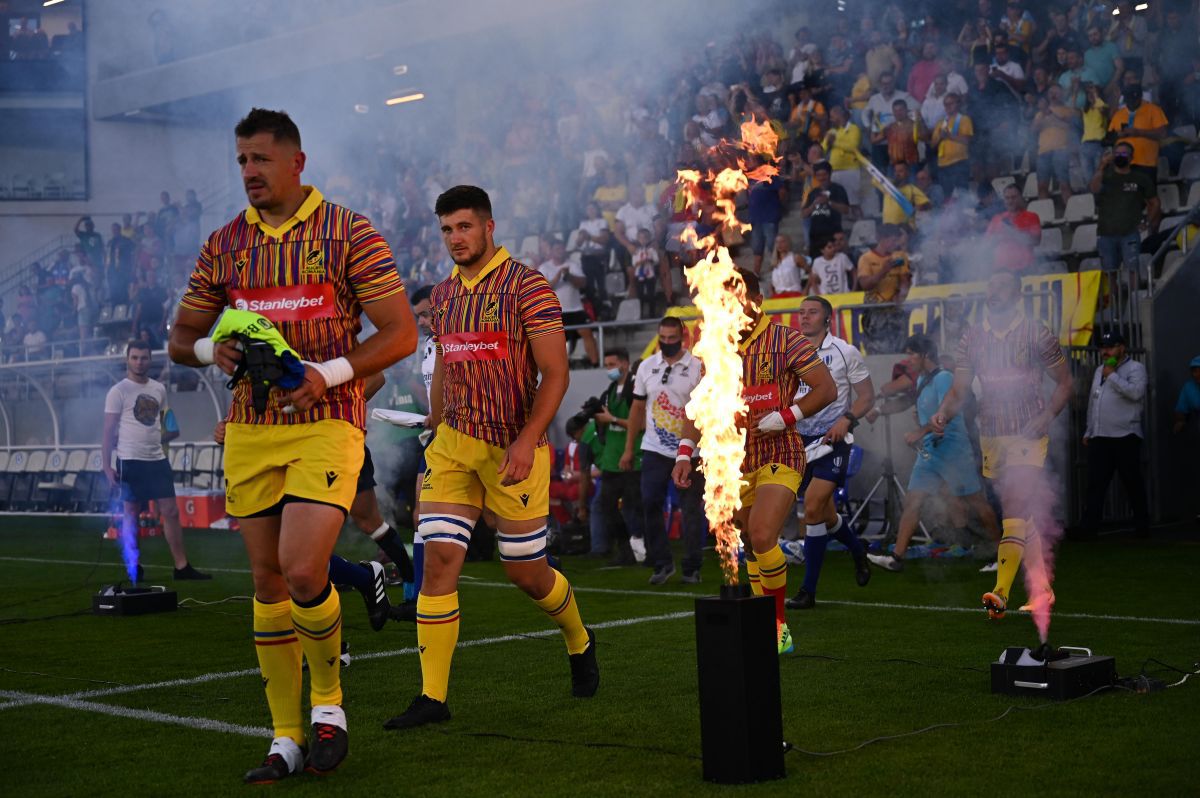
[
  {"x1": 393, "y1": 65, "x2": 408, "y2": 76},
  {"x1": 354, "y1": 104, "x2": 369, "y2": 114},
  {"x1": 43, "y1": 0, "x2": 67, "y2": 7},
  {"x1": 385, "y1": 92, "x2": 425, "y2": 106}
]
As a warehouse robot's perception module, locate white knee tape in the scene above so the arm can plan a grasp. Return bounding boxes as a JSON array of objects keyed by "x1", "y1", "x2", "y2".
[
  {"x1": 496, "y1": 526, "x2": 547, "y2": 562},
  {"x1": 417, "y1": 514, "x2": 474, "y2": 549}
]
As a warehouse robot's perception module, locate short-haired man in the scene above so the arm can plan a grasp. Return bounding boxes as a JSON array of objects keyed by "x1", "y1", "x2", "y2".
[
  {"x1": 622, "y1": 316, "x2": 707, "y2": 584},
  {"x1": 855, "y1": 224, "x2": 912, "y2": 354},
  {"x1": 385, "y1": 185, "x2": 598, "y2": 731},
  {"x1": 1090, "y1": 141, "x2": 1160, "y2": 298},
  {"x1": 785, "y1": 295, "x2": 876, "y2": 609},
  {"x1": 169, "y1": 108, "x2": 417, "y2": 781},
  {"x1": 801, "y1": 162, "x2": 851, "y2": 259},
  {"x1": 103, "y1": 341, "x2": 209, "y2": 583},
  {"x1": 985, "y1": 184, "x2": 1042, "y2": 277},
  {"x1": 931, "y1": 92, "x2": 973, "y2": 198},
  {"x1": 868, "y1": 335, "x2": 1000, "y2": 571},
  {"x1": 1081, "y1": 330, "x2": 1149, "y2": 539},
  {"x1": 592, "y1": 348, "x2": 644, "y2": 565},
  {"x1": 933, "y1": 271, "x2": 1073, "y2": 619},
  {"x1": 674, "y1": 271, "x2": 836, "y2": 652}
]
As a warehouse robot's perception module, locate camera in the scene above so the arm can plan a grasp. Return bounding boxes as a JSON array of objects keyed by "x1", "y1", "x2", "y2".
[{"x1": 572, "y1": 395, "x2": 606, "y2": 426}]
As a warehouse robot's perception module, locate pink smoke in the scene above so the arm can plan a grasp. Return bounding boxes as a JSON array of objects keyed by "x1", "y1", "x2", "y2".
[{"x1": 997, "y1": 455, "x2": 1063, "y2": 643}]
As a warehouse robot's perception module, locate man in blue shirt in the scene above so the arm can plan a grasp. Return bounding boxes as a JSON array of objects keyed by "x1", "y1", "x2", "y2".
[
  {"x1": 1081, "y1": 330, "x2": 1149, "y2": 538},
  {"x1": 868, "y1": 335, "x2": 999, "y2": 571},
  {"x1": 1172, "y1": 355, "x2": 1200, "y2": 433},
  {"x1": 747, "y1": 174, "x2": 787, "y2": 275}
]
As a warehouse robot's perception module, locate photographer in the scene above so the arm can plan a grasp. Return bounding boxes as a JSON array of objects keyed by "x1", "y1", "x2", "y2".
[{"x1": 591, "y1": 349, "x2": 644, "y2": 565}]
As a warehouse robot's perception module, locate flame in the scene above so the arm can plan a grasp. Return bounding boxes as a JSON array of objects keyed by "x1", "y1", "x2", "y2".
[
  {"x1": 684, "y1": 248, "x2": 751, "y2": 584},
  {"x1": 739, "y1": 118, "x2": 779, "y2": 157}
]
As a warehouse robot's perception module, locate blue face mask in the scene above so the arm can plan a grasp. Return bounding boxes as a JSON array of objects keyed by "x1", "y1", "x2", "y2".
[{"x1": 606, "y1": 368, "x2": 621, "y2": 381}]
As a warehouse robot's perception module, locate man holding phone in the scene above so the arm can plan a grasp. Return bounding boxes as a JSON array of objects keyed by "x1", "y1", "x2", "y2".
[{"x1": 855, "y1": 224, "x2": 911, "y2": 354}]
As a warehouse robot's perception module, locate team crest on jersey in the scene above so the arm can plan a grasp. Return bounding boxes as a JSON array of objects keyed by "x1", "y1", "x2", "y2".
[
  {"x1": 301, "y1": 249, "x2": 325, "y2": 276},
  {"x1": 756, "y1": 354, "x2": 772, "y2": 382},
  {"x1": 234, "y1": 256, "x2": 248, "y2": 274},
  {"x1": 481, "y1": 296, "x2": 501, "y2": 324}
]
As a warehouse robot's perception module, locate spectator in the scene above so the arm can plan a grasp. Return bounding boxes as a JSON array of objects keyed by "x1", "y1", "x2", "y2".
[
  {"x1": 920, "y1": 73, "x2": 951, "y2": 131},
  {"x1": 1032, "y1": 86, "x2": 1078, "y2": 203},
  {"x1": 70, "y1": 274, "x2": 95, "y2": 342},
  {"x1": 131, "y1": 271, "x2": 168, "y2": 343},
  {"x1": 16, "y1": 285, "x2": 37, "y2": 324},
  {"x1": 592, "y1": 349, "x2": 644, "y2": 565},
  {"x1": 1106, "y1": 1, "x2": 1146, "y2": 76},
  {"x1": 879, "y1": 99, "x2": 923, "y2": 170},
  {"x1": 856, "y1": 224, "x2": 912, "y2": 353},
  {"x1": 915, "y1": 166, "x2": 945, "y2": 207},
  {"x1": 1108, "y1": 83, "x2": 1168, "y2": 184},
  {"x1": 622, "y1": 317, "x2": 707, "y2": 585},
  {"x1": 1083, "y1": 25, "x2": 1123, "y2": 97},
  {"x1": 629, "y1": 227, "x2": 662, "y2": 318},
  {"x1": 986, "y1": 184, "x2": 1042, "y2": 276},
  {"x1": 822, "y1": 105, "x2": 864, "y2": 203},
  {"x1": 878, "y1": 161, "x2": 932, "y2": 229},
  {"x1": 1079, "y1": 82, "x2": 1109, "y2": 178},
  {"x1": 1034, "y1": 8, "x2": 1080, "y2": 73},
  {"x1": 539, "y1": 238, "x2": 597, "y2": 367},
  {"x1": 769, "y1": 234, "x2": 806, "y2": 297},
  {"x1": 968, "y1": 60, "x2": 1021, "y2": 178},
  {"x1": 575, "y1": 201, "x2": 611, "y2": 310},
  {"x1": 907, "y1": 42, "x2": 944, "y2": 103},
  {"x1": 931, "y1": 93, "x2": 973, "y2": 198},
  {"x1": 1157, "y1": 8, "x2": 1194, "y2": 122},
  {"x1": 866, "y1": 72, "x2": 917, "y2": 168},
  {"x1": 746, "y1": 172, "x2": 787, "y2": 275},
  {"x1": 1058, "y1": 45, "x2": 1095, "y2": 110},
  {"x1": 22, "y1": 321, "x2": 48, "y2": 360},
  {"x1": 787, "y1": 81, "x2": 827, "y2": 147},
  {"x1": 1172, "y1": 356, "x2": 1200, "y2": 434},
  {"x1": 759, "y1": 68, "x2": 790, "y2": 122},
  {"x1": 1091, "y1": 142, "x2": 1160, "y2": 295},
  {"x1": 999, "y1": 1, "x2": 1036, "y2": 55},
  {"x1": 809, "y1": 236, "x2": 855, "y2": 295},
  {"x1": 989, "y1": 41, "x2": 1027, "y2": 93},
  {"x1": 50, "y1": 249, "x2": 72, "y2": 286},
  {"x1": 592, "y1": 165, "x2": 627, "y2": 227},
  {"x1": 74, "y1": 217, "x2": 104, "y2": 270},
  {"x1": 865, "y1": 31, "x2": 903, "y2": 89},
  {"x1": 800, "y1": 161, "x2": 851, "y2": 258},
  {"x1": 1081, "y1": 329, "x2": 1149, "y2": 539}
]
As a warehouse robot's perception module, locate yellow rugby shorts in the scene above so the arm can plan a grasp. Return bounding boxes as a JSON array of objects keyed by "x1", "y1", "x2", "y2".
[
  {"x1": 739, "y1": 462, "x2": 803, "y2": 507},
  {"x1": 420, "y1": 423, "x2": 550, "y2": 521}
]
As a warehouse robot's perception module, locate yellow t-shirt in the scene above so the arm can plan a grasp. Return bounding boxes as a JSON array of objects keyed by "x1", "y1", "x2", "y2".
[
  {"x1": 789, "y1": 101, "x2": 826, "y2": 142},
  {"x1": 933, "y1": 114, "x2": 973, "y2": 167},
  {"x1": 1177, "y1": 224, "x2": 1200, "y2": 253},
  {"x1": 1082, "y1": 99, "x2": 1107, "y2": 143},
  {"x1": 1108, "y1": 103, "x2": 1169, "y2": 168},
  {"x1": 857, "y1": 249, "x2": 911, "y2": 303},
  {"x1": 848, "y1": 74, "x2": 873, "y2": 111},
  {"x1": 593, "y1": 184, "x2": 627, "y2": 227},
  {"x1": 880, "y1": 184, "x2": 930, "y2": 227},
  {"x1": 826, "y1": 123, "x2": 863, "y2": 172}
]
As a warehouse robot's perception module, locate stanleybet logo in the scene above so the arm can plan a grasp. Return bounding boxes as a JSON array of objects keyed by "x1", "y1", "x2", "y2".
[{"x1": 234, "y1": 298, "x2": 249, "y2": 311}]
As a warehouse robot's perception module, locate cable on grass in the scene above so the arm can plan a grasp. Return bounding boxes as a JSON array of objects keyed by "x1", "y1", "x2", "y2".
[
  {"x1": 433, "y1": 728, "x2": 701, "y2": 761},
  {"x1": 0, "y1": 609, "x2": 90, "y2": 625},
  {"x1": 178, "y1": 596, "x2": 253, "y2": 606}
]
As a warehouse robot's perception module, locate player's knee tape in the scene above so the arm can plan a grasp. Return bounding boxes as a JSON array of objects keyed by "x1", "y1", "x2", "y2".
[
  {"x1": 417, "y1": 514, "x2": 474, "y2": 549},
  {"x1": 496, "y1": 526, "x2": 548, "y2": 562}
]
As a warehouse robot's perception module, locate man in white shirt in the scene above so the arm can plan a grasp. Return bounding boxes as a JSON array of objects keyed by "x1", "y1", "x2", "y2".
[
  {"x1": 920, "y1": 74, "x2": 951, "y2": 131},
  {"x1": 103, "y1": 340, "x2": 209, "y2": 581},
  {"x1": 786, "y1": 296, "x2": 876, "y2": 609},
  {"x1": 865, "y1": 72, "x2": 919, "y2": 136},
  {"x1": 989, "y1": 42, "x2": 1026, "y2": 92},
  {"x1": 614, "y1": 189, "x2": 657, "y2": 255},
  {"x1": 540, "y1": 238, "x2": 598, "y2": 367},
  {"x1": 621, "y1": 316, "x2": 706, "y2": 584}
]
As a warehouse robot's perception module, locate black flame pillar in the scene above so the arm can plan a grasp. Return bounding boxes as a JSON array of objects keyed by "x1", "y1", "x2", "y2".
[{"x1": 694, "y1": 583, "x2": 785, "y2": 783}]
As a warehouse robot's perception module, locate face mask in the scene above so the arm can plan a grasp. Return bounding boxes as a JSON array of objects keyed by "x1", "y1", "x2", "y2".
[
  {"x1": 606, "y1": 368, "x2": 621, "y2": 381},
  {"x1": 1113, "y1": 155, "x2": 1131, "y2": 168},
  {"x1": 659, "y1": 340, "x2": 682, "y2": 357}
]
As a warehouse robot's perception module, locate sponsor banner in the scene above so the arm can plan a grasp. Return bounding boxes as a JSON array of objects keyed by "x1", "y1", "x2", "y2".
[
  {"x1": 228, "y1": 283, "x2": 337, "y2": 322},
  {"x1": 644, "y1": 271, "x2": 1102, "y2": 358},
  {"x1": 440, "y1": 331, "x2": 509, "y2": 362},
  {"x1": 743, "y1": 383, "x2": 781, "y2": 411}
]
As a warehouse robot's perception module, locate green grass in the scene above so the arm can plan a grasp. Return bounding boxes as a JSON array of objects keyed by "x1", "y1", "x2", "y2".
[{"x1": 1, "y1": 519, "x2": 1197, "y2": 797}]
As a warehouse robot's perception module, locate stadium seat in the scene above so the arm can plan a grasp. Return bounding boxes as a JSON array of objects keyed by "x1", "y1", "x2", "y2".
[
  {"x1": 1040, "y1": 259, "x2": 1068, "y2": 274},
  {"x1": 61, "y1": 449, "x2": 91, "y2": 511},
  {"x1": 1027, "y1": 198, "x2": 1058, "y2": 226},
  {"x1": 615, "y1": 298, "x2": 641, "y2": 322},
  {"x1": 991, "y1": 175, "x2": 1016, "y2": 195},
  {"x1": 605, "y1": 271, "x2": 627, "y2": 298},
  {"x1": 1174, "y1": 124, "x2": 1198, "y2": 141},
  {"x1": 1079, "y1": 256, "x2": 1102, "y2": 271},
  {"x1": 1163, "y1": 250, "x2": 1186, "y2": 277},
  {"x1": 192, "y1": 446, "x2": 217, "y2": 489},
  {"x1": 34, "y1": 450, "x2": 72, "y2": 511},
  {"x1": 1069, "y1": 223, "x2": 1099, "y2": 256},
  {"x1": 848, "y1": 219, "x2": 876, "y2": 249},
  {"x1": 1022, "y1": 173, "x2": 1039, "y2": 199},
  {"x1": 10, "y1": 449, "x2": 48, "y2": 511},
  {"x1": 1186, "y1": 181, "x2": 1200, "y2": 210},
  {"x1": 1179, "y1": 152, "x2": 1200, "y2": 183},
  {"x1": 1036, "y1": 226, "x2": 1063, "y2": 254},
  {"x1": 519, "y1": 235, "x2": 541, "y2": 258},
  {"x1": 0, "y1": 450, "x2": 30, "y2": 510},
  {"x1": 1063, "y1": 193, "x2": 1096, "y2": 224},
  {"x1": 1158, "y1": 184, "x2": 1181, "y2": 214},
  {"x1": 86, "y1": 449, "x2": 113, "y2": 513}
]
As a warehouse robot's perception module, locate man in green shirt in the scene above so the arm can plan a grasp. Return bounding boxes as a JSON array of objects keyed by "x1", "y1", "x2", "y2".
[{"x1": 592, "y1": 348, "x2": 644, "y2": 564}]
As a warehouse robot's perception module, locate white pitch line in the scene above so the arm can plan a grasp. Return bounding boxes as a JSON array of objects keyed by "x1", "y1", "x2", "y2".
[
  {"x1": 38, "y1": 610, "x2": 691, "y2": 703},
  {"x1": 0, "y1": 690, "x2": 272, "y2": 738}
]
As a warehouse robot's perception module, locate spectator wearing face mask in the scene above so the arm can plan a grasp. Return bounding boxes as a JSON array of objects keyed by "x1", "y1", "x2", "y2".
[
  {"x1": 591, "y1": 349, "x2": 645, "y2": 565},
  {"x1": 1090, "y1": 141, "x2": 1161, "y2": 297}
]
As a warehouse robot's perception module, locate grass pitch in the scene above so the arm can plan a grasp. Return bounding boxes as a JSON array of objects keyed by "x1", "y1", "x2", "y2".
[{"x1": 1, "y1": 519, "x2": 1197, "y2": 797}]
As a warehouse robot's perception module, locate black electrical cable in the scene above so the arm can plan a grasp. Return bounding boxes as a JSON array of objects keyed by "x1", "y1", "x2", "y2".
[
  {"x1": 432, "y1": 728, "x2": 701, "y2": 761},
  {"x1": 0, "y1": 608, "x2": 91, "y2": 626},
  {"x1": 0, "y1": 530, "x2": 108, "y2": 612}
]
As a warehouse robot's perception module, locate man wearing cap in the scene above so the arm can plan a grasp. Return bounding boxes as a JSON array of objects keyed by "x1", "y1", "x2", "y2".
[{"x1": 1080, "y1": 330, "x2": 1149, "y2": 539}]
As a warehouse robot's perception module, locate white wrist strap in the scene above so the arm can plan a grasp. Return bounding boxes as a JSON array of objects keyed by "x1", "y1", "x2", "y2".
[
  {"x1": 193, "y1": 337, "x2": 215, "y2": 365},
  {"x1": 304, "y1": 356, "x2": 355, "y2": 388}
]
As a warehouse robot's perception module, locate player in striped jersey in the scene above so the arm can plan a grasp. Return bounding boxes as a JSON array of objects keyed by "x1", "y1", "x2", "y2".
[
  {"x1": 168, "y1": 109, "x2": 416, "y2": 783},
  {"x1": 933, "y1": 271, "x2": 1071, "y2": 620},
  {"x1": 673, "y1": 269, "x2": 835, "y2": 654},
  {"x1": 384, "y1": 186, "x2": 598, "y2": 731}
]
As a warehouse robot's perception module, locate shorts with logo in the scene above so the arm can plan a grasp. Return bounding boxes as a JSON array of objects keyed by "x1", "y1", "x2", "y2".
[
  {"x1": 740, "y1": 463, "x2": 803, "y2": 507},
  {"x1": 798, "y1": 434, "x2": 853, "y2": 491},
  {"x1": 118, "y1": 458, "x2": 176, "y2": 503},
  {"x1": 223, "y1": 420, "x2": 364, "y2": 517},
  {"x1": 421, "y1": 423, "x2": 550, "y2": 521},
  {"x1": 980, "y1": 434, "x2": 1049, "y2": 480},
  {"x1": 356, "y1": 444, "x2": 376, "y2": 494}
]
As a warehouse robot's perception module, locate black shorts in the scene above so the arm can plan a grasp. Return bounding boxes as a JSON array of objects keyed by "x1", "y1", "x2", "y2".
[
  {"x1": 799, "y1": 435, "x2": 852, "y2": 492},
  {"x1": 357, "y1": 444, "x2": 376, "y2": 495},
  {"x1": 562, "y1": 310, "x2": 590, "y2": 342},
  {"x1": 119, "y1": 458, "x2": 175, "y2": 503}
]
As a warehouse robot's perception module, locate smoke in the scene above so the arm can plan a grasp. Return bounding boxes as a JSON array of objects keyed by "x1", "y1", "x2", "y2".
[{"x1": 995, "y1": 458, "x2": 1061, "y2": 642}]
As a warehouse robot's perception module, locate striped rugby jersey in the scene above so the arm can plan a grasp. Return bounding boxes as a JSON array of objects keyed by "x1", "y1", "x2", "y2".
[
  {"x1": 180, "y1": 186, "x2": 403, "y2": 429},
  {"x1": 430, "y1": 246, "x2": 563, "y2": 449},
  {"x1": 740, "y1": 316, "x2": 823, "y2": 474},
  {"x1": 955, "y1": 313, "x2": 1066, "y2": 437}
]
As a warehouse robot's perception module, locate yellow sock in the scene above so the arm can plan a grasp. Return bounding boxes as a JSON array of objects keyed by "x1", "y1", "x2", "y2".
[
  {"x1": 291, "y1": 582, "x2": 343, "y2": 707},
  {"x1": 746, "y1": 557, "x2": 764, "y2": 595},
  {"x1": 253, "y1": 597, "x2": 304, "y2": 743},
  {"x1": 755, "y1": 544, "x2": 788, "y2": 627},
  {"x1": 994, "y1": 518, "x2": 1027, "y2": 602},
  {"x1": 532, "y1": 569, "x2": 590, "y2": 655},
  {"x1": 416, "y1": 592, "x2": 460, "y2": 702}
]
